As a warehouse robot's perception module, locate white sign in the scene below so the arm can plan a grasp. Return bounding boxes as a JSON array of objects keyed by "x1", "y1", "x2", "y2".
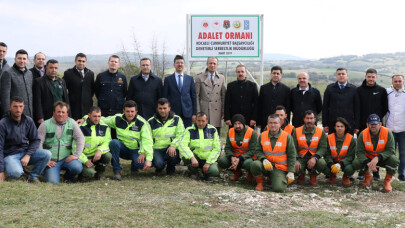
[{"x1": 188, "y1": 15, "x2": 262, "y2": 60}]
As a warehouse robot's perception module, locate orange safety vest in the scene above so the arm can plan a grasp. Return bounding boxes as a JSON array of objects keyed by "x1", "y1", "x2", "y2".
[
  {"x1": 296, "y1": 126, "x2": 323, "y2": 158},
  {"x1": 283, "y1": 124, "x2": 294, "y2": 135},
  {"x1": 229, "y1": 127, "x2": 254, "y2": 157},
  {"x1": 261, "y1": 130, "x2": 289, "y2": 172},
  {"x1": 362, "y1": 126, "x2": 389, "y2": 159},
  {"x1": 327, "y1": 133, "x2": 353, "y2": 162}
]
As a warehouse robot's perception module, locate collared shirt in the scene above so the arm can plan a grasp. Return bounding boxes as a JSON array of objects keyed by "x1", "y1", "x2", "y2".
[
  {"x1": 47, "y1": 76, "x2": 63, "y2": 102},
  {"x1": 299, "y1": 86, "x2": 309, "y2": 94},
  {"x1": 175, "y1": 72, "x2": 183, "y2": 87},
  {"x1": 208, "y1": 72, "x2": 215, "y2": 82},
  {"x1": 142, "y1": 75, "x2": 149, "y2": 82},
  {"x1": 338, "y1": 81, "x2": 348, "y2": 89},
  {"x1": 77, "y1": 68, "x2": 85, "y2": 78},
  {"x1": 35, "y1": 66, "x2": 45, "y2": 77}
]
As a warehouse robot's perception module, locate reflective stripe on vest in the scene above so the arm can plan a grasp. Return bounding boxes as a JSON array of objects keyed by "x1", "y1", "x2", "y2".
[
  {"x1": 362, "y1": 126, "x2": 389, "y2": 159},
  {"x1": 283, "y1": 124, "x2": 294, "y2": 135},
  {"x1": 261, "y1": 130, "x2": 289, "y2": 172},
  {"x1": 229, "y1": 127, "x2": 254, "y2": 157},
  {"x1": 328, "y1": 133, "x2": 352, "y2": 162},
  {"x1": 296, "y1": 126, "x2": 322, "y2": 158}
]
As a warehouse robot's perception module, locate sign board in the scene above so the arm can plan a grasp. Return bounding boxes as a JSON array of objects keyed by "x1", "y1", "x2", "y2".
[{"x1": 187, "y1": 14, "x2": 263, "y2": 60}]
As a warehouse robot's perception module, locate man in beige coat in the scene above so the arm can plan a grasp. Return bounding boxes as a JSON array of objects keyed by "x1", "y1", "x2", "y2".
[{"x1": 195, "y1": 57, "x2": 227, "y2": 135}]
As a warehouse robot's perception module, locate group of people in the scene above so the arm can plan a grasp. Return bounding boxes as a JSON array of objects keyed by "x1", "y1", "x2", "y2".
[{"x1": 0, "y1": 41, "x2": 404, "y2": 192}]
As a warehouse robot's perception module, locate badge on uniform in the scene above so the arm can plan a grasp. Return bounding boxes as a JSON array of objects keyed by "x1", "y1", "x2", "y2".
[
  {"x1": 299, "y1": 136, "x2": 306, "y2": 140},
  {"x1": 230, "y1": 138, "x2": 235, "y2": 141},
  {"x1": 132, "y1": 125, "x2": 138, "y2": 131},
  {"x1": 276, "y1": 142, "x2": 282, "y2": 147},
  {"x1": 342, "y1": 146, "x2": 348, "y2": 149},
  {"x1": 378, "y1": 140, "x2": 385, "y2": 144},
  {"x1": 99, "y1": 130, "x2": 105, "y2": 136},
  {"x1": 312, "y1": 137, "x2": 319, "y2": 141},
  {"x1": 243, "y1": 138, "x2": 249, "y2": 142},
  {"x1": 365, "y1": 142, "x2": 372, "y2": 145},
  {"x1": 264, "y1": 141, "x2": 270, "y2": 145},
  {"x1": 118, "y1": 78, "x2": 123, "y2": 84},
  {"x1": 330, "y1": 146, "x2": 336, "y2": 149}
]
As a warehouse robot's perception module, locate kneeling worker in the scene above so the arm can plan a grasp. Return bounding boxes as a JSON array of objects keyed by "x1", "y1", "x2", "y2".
[
  {"x1": 38, "y1": 102, "x2": 85, "y2": 184},
  {"x1": 352, "y1": 114, "x2": 399, "y2": 192},
  {"x1": 148, "y1": 98, "x2": 184, "y2": 175},
  {"x1": 218, "y1": 114, "x2": 257, "y2": 181},
  {"x1": 250, "y1": 114, "x2": 296, "y2": 192},
  {"x1": 77, "y1": 106, "x2": 112, "y2": 180},
  {"x1": 179, "y1": 112, "x2": 220, "y2": 180}
]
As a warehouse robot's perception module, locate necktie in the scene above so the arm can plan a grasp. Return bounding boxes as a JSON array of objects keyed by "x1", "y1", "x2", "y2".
[
  {"x1": 211, "y1": 75, "x2": 214, "y2": 86},
  {"x1": 340, "y1": 85, "x2": 344, "y2": 90},
  {"x1": 81, "y1": 70, "x2": 85, "y2": 77},
  {"x1": 178, "y1": 75, "x2": 183, "y2": 92}
]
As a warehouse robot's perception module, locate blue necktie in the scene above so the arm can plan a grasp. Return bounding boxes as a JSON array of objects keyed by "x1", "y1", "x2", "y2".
[
  {"x1": 178, "y1": 75, "x2": 183, "y2": 92},
  {"x1": 340, "y1": 85, "x2": 344, "y2": 90}
]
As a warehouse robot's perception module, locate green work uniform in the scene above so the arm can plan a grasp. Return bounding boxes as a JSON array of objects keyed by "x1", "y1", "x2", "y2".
[
  {"x1": 250, "y1": 129, "x2": 296, "y2": 192},
  {"x1": 324, "y1": 134, "x2": 357, "y2": 177}
]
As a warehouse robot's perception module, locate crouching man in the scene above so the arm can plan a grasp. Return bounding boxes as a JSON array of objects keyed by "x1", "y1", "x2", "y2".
[
  {"x1": 0, "y1": 96, "x2": 51, "y2": 182},
  {"x1": 148, "y1": 98, "x2": 184, "y2": 175},
  {"x1": 218, "y1": 114, "x2": 257, "y2": 181},
  {"x1": 179, "y1": 112, "x2": 220, "y2": 181},
  {"x1": 38, "y1": 102, "x2": 85, "y2": 184},
  {"x1": 352, "y1": 114, "x2": 399, "y2": 192},
  {"x1": 250, "y1": 114, "x2": 296, "y2": 192},
  {"x1": 77, "y1": 106, "x2": 112, "y2": 180}
]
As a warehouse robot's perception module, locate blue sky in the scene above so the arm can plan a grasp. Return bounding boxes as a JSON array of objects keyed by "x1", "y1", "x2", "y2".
[{"x1": 1, "y1": 0, "x2": 404, "y2": 59}]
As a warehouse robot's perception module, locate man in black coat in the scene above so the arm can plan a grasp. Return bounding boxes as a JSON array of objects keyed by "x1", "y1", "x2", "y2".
[
  {"x1": 322, "y1": 68, "x2": 360, "y2": 135},
  {"x1": 290, "y1": 72, "x2": 322, "y2": 127},
  {"x1": 224, "y1": 64, "x2": 258, "y2": 127},
  {"x1": 94, "y1": 55, "x2": 127, "y2": 117},
  {"x1": 256, "y1": 66, "x2": 290, "y2": 129},
  {"x1": 357, "y1": 68, "x2": 388, "y2": 132},
  {"x1": 29, "y1": 52, "x2": 46, "y2": 79},
  {"x1": 33, "y1": 59, "x2": 70, "y2": 125},
  {"x1": 127, "y1": 57, "x2": 162, "y2": 120},
  {"x1": 63, "y1": 53, "x2": 95, "y2": 120}
]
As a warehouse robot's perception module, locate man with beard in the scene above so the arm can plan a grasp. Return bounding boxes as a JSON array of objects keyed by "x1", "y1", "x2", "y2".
[
  {"x1": 218, "y1": 114, "x2": 257, "y2": 181},
  {"x1": 224, "y1": 65, "x2": 258, "y2": 128},
  {"x1": 293, "y1": 110, "x2": 327, "y2": 186},
  {"x1": 148, "y1": 98, "x2": 184, "y2": 175},
  {"x1": 250, "y1": 114, "x2": 296, "y2": 192}
]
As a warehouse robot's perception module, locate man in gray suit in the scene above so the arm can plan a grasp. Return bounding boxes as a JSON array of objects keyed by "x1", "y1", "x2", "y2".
[
  {"x1": 0, "y1": 42, "x2": 9, "y2": 76},
  {"x1": 0, "y1": 49, "x2": 34, "y2": 117}
]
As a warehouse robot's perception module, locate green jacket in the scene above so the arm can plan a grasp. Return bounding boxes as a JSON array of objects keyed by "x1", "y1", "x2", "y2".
[
  {"x1": 356, "y1": 128, "x2": 395, "y2": 164},
  {"x1": 148, "y1": 112, "x2": 184, "y2": 149},
  {"x1": 224, "y1": 126, "x2": 257, "y2": 160},
  {"x1": 292, "y1": 126, "x2": 327, "y2": 159},
  {"x1": 43, "y1": 118, "x2": 74, "y2": 161},
  {"x1": 324, "y1": 134, "x2": 356, "y2": 168},
  {"x1": 179, "y1": 123, "x2": 220, "y2": 164},
  {"x1": 102, "y1": 114, "x2": 154, "y2": 161},
  {"x1": 255, "y1": 129, "x2": 296, "y2": 173},
  {"x1": 76, "y1": 119, "x2": 111, "y2": 164}
]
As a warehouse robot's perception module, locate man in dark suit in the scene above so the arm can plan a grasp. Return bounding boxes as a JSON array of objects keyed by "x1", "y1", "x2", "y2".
[
  {"x1": 224, "y1": 64, "x2": 258, "y2": 128},
  {"x1": 163, "y1": 55, "x2": 197, "y2": 127},
  {"x1": 127, "y1": 57, "x2": 163, "y2": 120},
  {"x1": 33, "y1": 59, "x2": 70, "y2": 125},
  {"x1": 29, "y1": 52, "x2": 46, "y2": 79},
  {"x1": 63, "y1": 53, "x2": 95, "y2": 120}
]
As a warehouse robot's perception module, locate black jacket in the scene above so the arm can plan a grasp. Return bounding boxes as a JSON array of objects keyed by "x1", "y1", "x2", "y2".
[
  {"x1": 95, "y1": 70, "x2": 127, "y2": 116},
  {"x1": 29, "y1": 67, "x2": 45, "y2": 80},
  {"x1": 256, "y1": 81, "x2": 290, "y2": 127},
  {"x1": 290, "y1": 83, "x2": 322, "y2": 127},
  {"x1": 63, "y1": 66, "x2": 95, "y2": 120},
  {"x1": 0, "y1": 112, "x2": 40, "y2": 172},
  {"x1": 127, "y1": 71, "x2": 163, "y2": 120},
  {"x1": 224, "y1": 79, "x2": 258, "y2": 125},
  {"x1": 356, "y1": 79, "x2": 388, "y2": 131},
  {"x1": 322, "y1": 81, "x2": 360, "y2": 132},
  {"x1": 33, "y1": 76, "x2": 70, "y2": 122}
]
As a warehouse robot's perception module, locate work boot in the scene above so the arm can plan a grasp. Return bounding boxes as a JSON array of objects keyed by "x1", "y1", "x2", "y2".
[
  {"x1": 310, "y1": 172, "x2": 318, "y2": 186},
  {"x1": 298, "y1": 173, "x2": 305, "y2": 184},
  {"x1": 384, "y1": 174, "x2": 393, "y2": 193},
  {"x1": 342, "y1": 174, "x2": 351, "y2": 187},
  {"x1": 362, "y1": 171, "x2": 372, "y2": 186},
  {"x1": 246, "y1": 171, "x2": 254, "y2": 182},
  {"x1": 230, "y1": 169, "x2": 243, "y2": 181},
  {"x1": 255, "y1": 176, "x2": 264, "y2": 191},
  {"x1": 329, "y1": 174, "x2": 337, "y2": 185},
  {"x1": 113, "y1": 172, "x2": 122, "y2": 181}
]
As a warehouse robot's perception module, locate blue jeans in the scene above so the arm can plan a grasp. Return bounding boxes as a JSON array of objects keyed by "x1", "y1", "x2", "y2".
[
  {"x1": 44, "y1": 158, "x2": 83, "y2": 184},
  {"x1": 394, "y1": 132, "x2": 405, "y2": 175},
  {"x1": 4, "y1": 149, "x2": 51, "y2": 181},
  {"x1": 109, "y1": 139, "x2": 144, "y2": 173},
  {"x1": 152, "y1": 148, "x2": 181, "y2": 174}
]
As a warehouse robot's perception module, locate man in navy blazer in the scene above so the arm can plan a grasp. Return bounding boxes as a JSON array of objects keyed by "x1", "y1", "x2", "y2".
[{"x1": 163, "y1": 55, "x2": 196, "y2": 127}]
